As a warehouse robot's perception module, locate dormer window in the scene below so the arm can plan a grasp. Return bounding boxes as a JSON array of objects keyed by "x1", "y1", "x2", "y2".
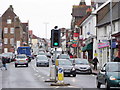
[{"x1": 7, "y1": 19, "x2": 12, "y2": 24}]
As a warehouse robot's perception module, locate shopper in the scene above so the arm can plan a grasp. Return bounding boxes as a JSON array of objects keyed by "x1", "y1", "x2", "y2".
[
  {"x1": 92, "y1": 57, "x2": 99, "y2": 70},
  {"x1": 2, "y1": 57, "x2": 7, "y2": 70}
]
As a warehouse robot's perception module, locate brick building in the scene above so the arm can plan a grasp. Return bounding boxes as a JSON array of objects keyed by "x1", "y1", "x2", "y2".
[{"x1": 1, "y1": 5, "x2": 29, "y2": 53}]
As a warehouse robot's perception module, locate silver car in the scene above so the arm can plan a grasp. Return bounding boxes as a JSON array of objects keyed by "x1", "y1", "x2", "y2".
[
  {"x1": 36, "y1": 55, "x2": 49, "y2": 67},
  {"x1": 15, "y1": 54, "x2": 29, "y2": 67},
  {"x1": 74, "y1": 58, "x2": 92, "y2": 74}
]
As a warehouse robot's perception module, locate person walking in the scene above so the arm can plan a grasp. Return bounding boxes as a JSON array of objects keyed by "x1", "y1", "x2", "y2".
[
  {"x1": 114, "y1": 56, "x2": 120, "y2": 62},
  {"x1": 92, "y1": 57, "x2": 99, "y2": 70},
  {"x1": 2, "y1": 57, "x2": 7, "y2": 70}
]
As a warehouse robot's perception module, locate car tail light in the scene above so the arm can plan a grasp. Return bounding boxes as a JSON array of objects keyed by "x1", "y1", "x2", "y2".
[{"x1": 26, "y1": 59, "x2": 28, "y2": 61}]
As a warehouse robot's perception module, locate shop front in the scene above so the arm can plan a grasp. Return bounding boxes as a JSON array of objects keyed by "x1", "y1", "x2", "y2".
[
  {"x1": 112, "y1": 32, "x2": 120, "y2": 58},
  {"x1": 98, "y1": 42, "x2": 109, "y2": 68}
]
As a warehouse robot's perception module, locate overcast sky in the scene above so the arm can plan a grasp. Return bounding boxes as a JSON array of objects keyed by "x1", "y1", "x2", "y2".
[{"x1": 0, "y1": 0, "x2": 91, "y2": 39}]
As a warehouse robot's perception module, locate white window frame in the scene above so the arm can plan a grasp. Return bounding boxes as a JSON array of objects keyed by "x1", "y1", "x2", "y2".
[
  {"x1": 10, "y1": 38, "x2": 14, "y2": 45},
  {"x1": 4, "y1": 27, "x2": 8, "y2": 34},
  {"x1": 4, "y1": 38, "x2": 8, "y2": 44},
  {"x1": 7, "y1": 19, "x2": 12, "y2": 24},
  {"x1": 10, "y1": 27, "x2": 14, "y2": 34}
]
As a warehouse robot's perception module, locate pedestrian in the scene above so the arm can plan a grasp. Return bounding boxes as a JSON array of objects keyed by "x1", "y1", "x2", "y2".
[
  {"x1": 114, "y1": 56, "x2": 120, "y2": 62},
  {"x1": 1, "y1": 57, "x2": 7, "y2": 70},
  {"x1": 92, "y1": 57, "x2": 99, "y2": 70}
]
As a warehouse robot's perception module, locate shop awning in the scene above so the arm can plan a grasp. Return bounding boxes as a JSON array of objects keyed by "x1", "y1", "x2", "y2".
[{"x1": 82, "y1": 43, "x2": 92, "y2": 51}]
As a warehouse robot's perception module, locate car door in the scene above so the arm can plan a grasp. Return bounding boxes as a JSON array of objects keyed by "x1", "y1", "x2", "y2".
[{"x1": 97, "y1": 64, "x2": 106, "y2": 84}]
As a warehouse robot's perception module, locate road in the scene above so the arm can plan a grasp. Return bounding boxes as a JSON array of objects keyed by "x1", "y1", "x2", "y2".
[{"x1": 0, "y1": 59, "x2": 106, "y2": 89}]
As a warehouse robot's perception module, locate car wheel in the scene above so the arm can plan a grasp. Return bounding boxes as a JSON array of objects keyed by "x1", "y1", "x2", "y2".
[
  {"x1": 36, "y1": 64, "x2": 39, "y2": 67},
  {"x1": 96, "y1": 81, "x2": 101, "y2": 88},
  {"x1": 15, "y1": 64, "x2": 17, "y2": 67},
  {"x1": 26, "y1": 64, "x2": 28, "y2": 67},
  {"x1": 47, "y1": 65, "x2": 49, "y2": 67},
  {"x1": 89, "y1": 69, "x2": 92, "y2": 74},
  {"x1": 73, "y1": 74, "x2": 76, "y2": 77},
  {"x1": 105, "y1": 81, "x2": 110, "y2": 90}
]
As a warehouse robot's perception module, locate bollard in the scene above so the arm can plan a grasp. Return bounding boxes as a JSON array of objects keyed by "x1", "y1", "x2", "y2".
[{"x1": 57, "y1": 67, "x2": 64, "y2": 84}]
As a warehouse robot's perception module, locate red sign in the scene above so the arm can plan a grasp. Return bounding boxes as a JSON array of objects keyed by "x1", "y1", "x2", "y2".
[
  {"x1": 73, "y1": 33, "x2": 79, "y2": 37},
  {"x1": 72, "y1": 44, "x2": 77, "y2": 47}
]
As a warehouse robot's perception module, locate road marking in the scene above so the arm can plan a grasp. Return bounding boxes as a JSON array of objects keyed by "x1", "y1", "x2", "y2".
[{"x1": 55, "y1": 86, "x2": 60, "y2": 88}]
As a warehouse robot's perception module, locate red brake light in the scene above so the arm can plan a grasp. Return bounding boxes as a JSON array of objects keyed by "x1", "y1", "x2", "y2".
[{"x1": 26, "y1": 59, "x2": 28, "y2": 61}]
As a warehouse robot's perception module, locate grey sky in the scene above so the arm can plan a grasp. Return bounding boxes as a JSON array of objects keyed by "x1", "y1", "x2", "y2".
[{"x1": 0, "y1": 0, "x2": 91, "y2": 39}]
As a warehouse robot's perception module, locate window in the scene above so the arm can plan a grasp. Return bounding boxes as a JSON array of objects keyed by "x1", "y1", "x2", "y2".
[
  {"x1": 10, "y1": 27, "x2": 14, "y2": 34},
  {"x1": 4, "y1": 28, "x2": 8, "y2": 33},
  {"x1": 113, "y1": 23, "x2": 115, "y2": 31},
  {"x1": 10, "y1": 38, "x2": 14, "y2": 45},
  {"x1": 7, "y1": 19, "x2": 12, "y2": 24},
  {"x1": 4, "y1": 38, "x2": 8, "y2": 44},
  {"x1": 104, "y1": 26, "x2": 107, "y2": 35}
]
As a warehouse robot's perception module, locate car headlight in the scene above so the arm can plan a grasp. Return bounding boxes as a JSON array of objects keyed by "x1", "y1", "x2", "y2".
[{"x1": 110, "y1": 76, "x2": 117, "y2": 80}]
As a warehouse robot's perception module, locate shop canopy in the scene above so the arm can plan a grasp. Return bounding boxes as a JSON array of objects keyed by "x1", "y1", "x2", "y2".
[{"x1": 82, "y1": 43, "x2": 93, "y2": 51}]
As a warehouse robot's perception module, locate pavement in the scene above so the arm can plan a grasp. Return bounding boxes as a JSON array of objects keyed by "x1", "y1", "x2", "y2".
[
  {"x1": 92, "y1": 69, "x2": 100, "y2": 75},
  {"x1": 90, "y1": 64, "x2": 100, "y2": 75}
]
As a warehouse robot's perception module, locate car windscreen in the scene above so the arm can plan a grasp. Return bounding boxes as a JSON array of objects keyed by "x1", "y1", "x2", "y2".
[
  {"x1": 106, "y1": 63, "x2": 120, "y2": 72},
  {"x1": 59, "y1": 54, "x2": 70, "y2": 59},
  {"x1": 16, "y1": 56, "x2": 26, "y2": 58},
  {"x1": 75, "y1": 59, "x2": 89, "y2": 65},
  {"x1": 37, "y1": 56, "x2": 47, "y2": 60},
  {"x1": 59, "y1": 60, "x2": 72, "y2": 66}
]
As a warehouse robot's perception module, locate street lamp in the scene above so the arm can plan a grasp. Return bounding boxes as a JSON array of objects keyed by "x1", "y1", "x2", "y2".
[
  {"x1": 110, "y1": 0, "x2": 113, "y2": 61},
  {"x1": 44, "y1": 22, "x2": 49, "y2": 39}
]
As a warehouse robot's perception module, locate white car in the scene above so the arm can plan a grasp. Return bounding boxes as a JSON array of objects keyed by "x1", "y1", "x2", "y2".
[
  {"x1": 74, "y1": 58, "x2": 92, "y2": 74},
  {"x1": 15, "y1": 54, "x2": 29, "y2": 67}
]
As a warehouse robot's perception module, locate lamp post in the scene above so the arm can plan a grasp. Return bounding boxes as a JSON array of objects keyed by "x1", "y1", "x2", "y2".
[
  {"x1": 44, "y1": 22, "x2": 49, "y2": 39},
  {"x1": 110, "y1": 0, "x2": 113, "y2": 62}
]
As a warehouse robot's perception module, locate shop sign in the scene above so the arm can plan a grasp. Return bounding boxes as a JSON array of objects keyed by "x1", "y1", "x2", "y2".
[
  {"x1": 73, "y1": 33, "x2": 79, "y2": 37},
  {"x1": 98, "y1": 42, "x2": 109, "y2": 48},
  {"x1": 72, "y1": 44, "x2": 77, "y2": 47}
]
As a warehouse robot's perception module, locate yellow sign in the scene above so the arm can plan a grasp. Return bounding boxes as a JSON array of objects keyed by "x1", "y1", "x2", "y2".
[
  {"x1": 55, "y1": 59, "x2": 59, "y2": 66},
  {"x1": 94, "y1": 53, "x2": 98, "y2": 57},
  {"x1": 58, "y1": 73, "x2": 64, "y2": 81},
  {"x1": 79, "y1": 50, "x2": 82, "y2": 52}
]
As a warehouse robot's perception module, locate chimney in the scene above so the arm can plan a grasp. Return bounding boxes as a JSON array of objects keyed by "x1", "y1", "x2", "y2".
[{"x1": 9, "y1": 5, "x2": 14, "y2": 11}]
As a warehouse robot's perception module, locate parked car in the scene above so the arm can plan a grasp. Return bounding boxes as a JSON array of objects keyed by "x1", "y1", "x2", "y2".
[
  {"x1": 74, "y1": 58, "x2": 92, "y2": 74},
  {"x1": 36, "y1": 55, "x2": 49, "y2": 67},
  {"x1": 15, "y1": 54, "x2": 29, "y2": 67},
  {"x1": 56, "y1": 59, "x2": 76, "y2": 77},
  {"x1": 96, "y1": 62, "x2": 120, "y2": 89}
]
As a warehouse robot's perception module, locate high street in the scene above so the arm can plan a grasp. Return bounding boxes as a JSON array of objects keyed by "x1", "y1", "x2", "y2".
[{"x1": 1, "y1": 59, "x2": 106, "y2": 89}]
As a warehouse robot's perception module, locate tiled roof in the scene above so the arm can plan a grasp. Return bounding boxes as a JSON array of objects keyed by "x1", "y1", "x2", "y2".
[
  {"x1": 72, "y1": 5, "x2": 91, "y2": 17},
  {"x1": 32, "y1": 34, "x2": 38, "y2": 39},
  {"x1": 76, "y1": 14, "x2": 91, "y2": 26}
]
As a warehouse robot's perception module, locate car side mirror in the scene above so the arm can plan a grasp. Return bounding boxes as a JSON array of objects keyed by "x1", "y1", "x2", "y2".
[{"x1": 101, "y1": 69, "x2": 106, "y2": 72}]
